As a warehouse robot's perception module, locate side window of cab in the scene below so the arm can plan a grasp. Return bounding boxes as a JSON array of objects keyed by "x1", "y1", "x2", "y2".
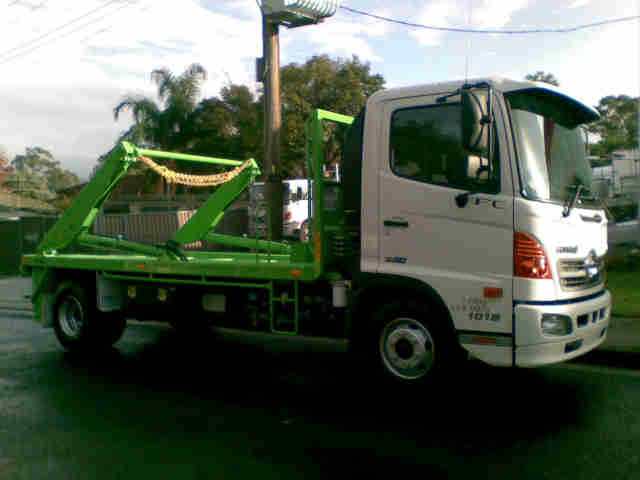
[{"x1": 390, "y1": 102, "x2": 499, "y2": 194}]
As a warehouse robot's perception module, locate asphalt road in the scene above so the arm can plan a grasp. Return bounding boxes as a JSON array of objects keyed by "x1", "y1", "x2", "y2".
[{"x1": 1, "y1": 311, "x2": 639, "y2": 480}]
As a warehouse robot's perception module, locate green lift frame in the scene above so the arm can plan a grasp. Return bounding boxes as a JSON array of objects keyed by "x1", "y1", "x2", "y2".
[{"x1": 24, "y1": 109, "x2": 354, "y2": 336}]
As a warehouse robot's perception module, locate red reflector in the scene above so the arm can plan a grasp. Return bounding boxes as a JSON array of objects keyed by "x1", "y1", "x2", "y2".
[
  {"x1": 290, "y1": 269, "x2": 302, "y2": 278},
  {"x1": 137, "y1": 264, "x2": 146, "y2": 270},
  {"x1": 284, "y1": 211, "x2": 292, "y2": 221},
  {"x1": 473, "y1": 337, "x2": 497, "y2": 344},
  {"x1": 484, "y1": 287, "x2": 503, "y2": 298}
]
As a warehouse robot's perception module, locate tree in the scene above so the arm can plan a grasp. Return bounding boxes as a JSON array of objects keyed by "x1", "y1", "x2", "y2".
[
  {"x1": 113, "y1": 63, "x2": 208, "y2": 193},
  {"x1": 525, "y1": 71, "x2": 560, "y2": 87},
  {"x1": 186, "y1": 84, "x2": 263, "y2": 164},
  {"x1": 588, "y1": 95, "x2": 639, "y2": 154},
  {"x1": 114, "y1": 63, "x2": 207, "y2": 151},
  {"x1": 279, "y1": 55, "x2": 385, "y2": 176},
  {"x1": 2, "y1": 147, "x2": 79, "y2": 201},
  {"x1": 0, "y1": 146, "x2": 8, "y2": 186},
  {"x1": 99, "y1": 55, "x2": 384, "y2": 181}
]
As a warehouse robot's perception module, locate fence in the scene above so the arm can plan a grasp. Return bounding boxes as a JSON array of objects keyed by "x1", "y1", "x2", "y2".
[
  {"x1": 93, "y1": 208, "x2": 249, "y2": 252},
  {"x1": 0, "y1": 216, "x2": 59, "y2": 274}
]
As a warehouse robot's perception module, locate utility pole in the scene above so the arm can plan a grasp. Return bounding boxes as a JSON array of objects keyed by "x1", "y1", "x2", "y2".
[
  {"x1": 258, "y1": 1, "x2": 341, "y2": 242},
  {"x1": 262, "y1": 15, "x2": 284, "y2": 241}
]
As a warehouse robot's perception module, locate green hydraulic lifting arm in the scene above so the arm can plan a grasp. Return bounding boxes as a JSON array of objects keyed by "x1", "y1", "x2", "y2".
[
  {"x1": 306, "y1": 109, "x2": 354, "y2": 277},
  {"x1": 36, "y1": 141, "x2": 263, "y2": 257},
  {"x1": 37, "y1": 141, "x2": 138, "y2": 254}
]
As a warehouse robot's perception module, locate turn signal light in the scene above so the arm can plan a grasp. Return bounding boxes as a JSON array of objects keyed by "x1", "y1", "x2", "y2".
[{"x1": 514, "y1": 232, "x2": 552, "y2": 279}]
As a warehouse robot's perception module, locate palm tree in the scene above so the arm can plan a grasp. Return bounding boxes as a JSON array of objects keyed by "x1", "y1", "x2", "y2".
[{"x1": 113, "y1": 63, "x2": 207, "y2": 193}]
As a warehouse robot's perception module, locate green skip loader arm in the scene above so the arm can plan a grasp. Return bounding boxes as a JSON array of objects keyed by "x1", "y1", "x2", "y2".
[{"x1": 36, "y1": 141, "x2": 262, "y2": 257}]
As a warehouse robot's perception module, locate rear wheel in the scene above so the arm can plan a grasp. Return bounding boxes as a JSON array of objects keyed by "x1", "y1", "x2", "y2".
[
  {"x1": 53, "y1": 282, "x2": 127, "y2": 351},
  {"x1": 54, "y1": 284, "x2": 95, "y2": 351}
]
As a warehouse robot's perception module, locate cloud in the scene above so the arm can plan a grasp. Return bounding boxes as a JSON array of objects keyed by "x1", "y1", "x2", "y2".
[
  {"x1": 409, "y1": 0, "x2": 530, "y2": 47},
  {"x1": 568, "y1": 0, "x2": 591, "y2": 8},
  {"x1": 0, "y1": 0, "x2": 264, "y2": 177}
]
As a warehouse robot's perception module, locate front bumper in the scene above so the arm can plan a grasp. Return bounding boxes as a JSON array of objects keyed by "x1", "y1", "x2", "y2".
[{"x1": 515, "y1": 290, "x2": 611, "y2": 367}]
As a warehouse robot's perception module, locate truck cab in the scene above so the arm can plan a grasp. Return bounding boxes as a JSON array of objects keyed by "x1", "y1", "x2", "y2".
[{"x1": 347, "y1": 77, "x2": 610, "y2": 371}]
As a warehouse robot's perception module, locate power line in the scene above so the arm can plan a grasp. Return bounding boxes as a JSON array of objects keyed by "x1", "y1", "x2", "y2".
[
  {"x1": 340, "y1": 5, "x2": 640, "y2": 34},
  {"x1": 0, "y1": 0, "x2": 121, "y2": 60},
  {"x1": 0, "y1": 0, "x2": 142, "y2": 66}
]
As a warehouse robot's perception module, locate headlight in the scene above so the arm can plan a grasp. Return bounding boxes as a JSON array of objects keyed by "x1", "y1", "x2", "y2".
[{"x1": 541, "y1": 314, "x2": 573, "y2": 336}]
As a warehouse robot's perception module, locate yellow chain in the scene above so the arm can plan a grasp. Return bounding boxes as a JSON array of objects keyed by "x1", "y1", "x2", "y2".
[{"x1": 137, "y1": 155, "x2": 252, "y2": 187}]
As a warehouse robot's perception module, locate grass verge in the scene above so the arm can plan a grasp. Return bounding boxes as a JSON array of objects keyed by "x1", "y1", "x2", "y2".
[{"x1": 607, "y1": 270, "x2": 640, "y2": 317}]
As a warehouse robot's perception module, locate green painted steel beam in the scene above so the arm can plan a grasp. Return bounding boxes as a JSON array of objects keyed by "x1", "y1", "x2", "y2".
[
  {"x1": 170, "y1": 160, "x2": 260, "y2": 246},
  {"x1": 77, "y1": 233, "x2": 166, "y2": 257},
  {"x1": 103, "y1": 271, "x2": 272, "y2": 289},
  {"x1": 206, "y1": 233, "x2": 292, "y2": 254},
  {"x1": 134, "y1": 145, "x2": 245, "y2": 167},
  {"x1": 37, "y1": 142, "x2": 136, "y2": 254},
  {"x1": 315, "y1": 109, "x2": 355, "y2": 126},
  {"x1": 22, "y1": 251, "x2": 317, "y2": 281}
]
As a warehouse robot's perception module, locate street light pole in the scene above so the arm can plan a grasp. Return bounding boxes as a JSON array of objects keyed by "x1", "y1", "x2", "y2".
[
  {"x1": 259, "y1": 1, "x2": 341, "y2": 241},
  {"x1": 262, "y1": 15, "x2": 284, "y2": 242}
]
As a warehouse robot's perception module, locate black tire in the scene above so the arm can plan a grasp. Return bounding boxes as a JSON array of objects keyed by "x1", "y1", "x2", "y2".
[
  {"x1": 53, "y1": 282, "x2": 126, "y2": 351},
  {"x1": 372, "y1": 300, "x2": 464, "y2": 384},
  {"x1": 53, "y1": 283, "x2": 98, "y2": 352}
]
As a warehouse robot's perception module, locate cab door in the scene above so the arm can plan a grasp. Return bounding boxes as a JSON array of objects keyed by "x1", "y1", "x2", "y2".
[{"x1": 375, "y1": 89, "x2": 515, "y2": 363}]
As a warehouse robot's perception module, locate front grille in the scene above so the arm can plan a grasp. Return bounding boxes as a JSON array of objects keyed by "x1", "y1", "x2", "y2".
[{"x1": 557, "y1": 254, "x2": 605, "y2": 292}]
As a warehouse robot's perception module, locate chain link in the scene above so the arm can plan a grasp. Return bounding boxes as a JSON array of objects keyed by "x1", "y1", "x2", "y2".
[{"x1": 137, "y1": 155, "x2": 252, "y2": 187}]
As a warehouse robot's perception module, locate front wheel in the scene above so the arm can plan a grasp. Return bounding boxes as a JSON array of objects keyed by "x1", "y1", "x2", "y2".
[{"x1": 374, "y1": 301, "x2": 463, "y2": 384}]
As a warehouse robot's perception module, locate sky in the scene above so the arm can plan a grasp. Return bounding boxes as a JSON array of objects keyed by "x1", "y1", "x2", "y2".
[{"x1": 0, "y1": 0, "x2": 638, "y2": 180}]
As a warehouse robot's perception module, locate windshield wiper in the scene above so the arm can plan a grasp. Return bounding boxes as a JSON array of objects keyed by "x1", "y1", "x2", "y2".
[
  {"x1": 563, "y1": 184, "x2": 609, "y2": 219},
  {"x1": 563, "y1": 184, "x2": 584, "y2": 217}
]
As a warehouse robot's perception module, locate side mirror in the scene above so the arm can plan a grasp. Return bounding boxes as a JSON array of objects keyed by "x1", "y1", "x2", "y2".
[{"x1": 461, "y1": 89, "x2": 489, "y2": 154}]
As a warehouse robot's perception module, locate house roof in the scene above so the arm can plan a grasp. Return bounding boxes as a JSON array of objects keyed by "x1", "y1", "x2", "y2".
[{"x1": 0, "y1": 189, "x2": 59, "y2": 213}]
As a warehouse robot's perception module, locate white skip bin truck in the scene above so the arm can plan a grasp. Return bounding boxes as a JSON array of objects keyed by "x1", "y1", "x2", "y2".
[{"x1": 23, "y1": 77, "x2": 611, "y2": 384}]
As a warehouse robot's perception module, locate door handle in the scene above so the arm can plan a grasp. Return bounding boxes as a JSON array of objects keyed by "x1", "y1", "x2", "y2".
[{"x1": 384, "y1": 220, "x2": 409, "y2": 228}]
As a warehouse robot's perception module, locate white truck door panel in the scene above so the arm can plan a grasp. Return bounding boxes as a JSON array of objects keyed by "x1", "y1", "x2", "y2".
[{"x1": 376, "y1": 93, "x2": 514, "y2": 335}]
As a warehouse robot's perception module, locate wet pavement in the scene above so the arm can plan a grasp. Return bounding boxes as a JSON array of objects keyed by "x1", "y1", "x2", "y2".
[{"x1": 1, "y1": 312, "x2": 639, "y2": 479}]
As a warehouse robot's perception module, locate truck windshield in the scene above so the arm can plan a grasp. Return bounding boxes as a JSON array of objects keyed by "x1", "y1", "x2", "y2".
[{"x1": 507, "y1": 92, "x2": 595, "y2": 205}]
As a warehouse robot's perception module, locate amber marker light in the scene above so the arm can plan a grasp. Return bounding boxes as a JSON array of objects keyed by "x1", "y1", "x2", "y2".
[{"x1": 484, "y1": 287, "x2": 503, "y2": 298}]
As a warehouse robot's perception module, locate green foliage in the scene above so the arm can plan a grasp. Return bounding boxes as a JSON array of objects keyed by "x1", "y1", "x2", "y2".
[
  {"x1": 113, "y1": 63, "x2": 208, "y2": 152},
  {"x1": 280, "y1": 55, "x2": 385, "y2": 176},
  {"x1": 607, "y1": 269, "x2": 640, "y2": 316},
  {"x1": 186, "y1": 84, "x2": 263, "y2": 165},
  {"x1": 0, "y1": 147, "x2": 8, "y2": 185},
  {"x1": 2, "y1": 147, "x2": 79, "y2": 201},
  {"x1": 103, "y1": 55, "x2": 385, "y2": 181},
  {"x1": 111, "y1": 63, "x2": 208, "y2": 192},
  {"x1": 588, "y1": 95, "x2": 639, "y2": 154},
  {"x1": 525, "y1": 71, "x2": 560, "y2": 87}
]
